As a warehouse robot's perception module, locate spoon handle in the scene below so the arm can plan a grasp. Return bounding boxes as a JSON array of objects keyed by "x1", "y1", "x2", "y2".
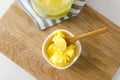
[{"x1": 69, "y1": 27, "x2": 109, "y2": 44}]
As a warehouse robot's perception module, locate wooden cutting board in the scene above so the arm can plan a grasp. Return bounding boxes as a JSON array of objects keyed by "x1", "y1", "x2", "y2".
[{"x1": 0, "y1": 1, "x2": 120, "y2": 80}]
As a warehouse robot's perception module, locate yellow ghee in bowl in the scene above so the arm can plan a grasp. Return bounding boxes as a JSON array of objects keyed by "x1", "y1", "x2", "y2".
[
  {"x1": 42, "y1": 29, "x2": 81, "y2": 69},
  {"x1": 31, "y1": 0, "x2": 74, "y2": 19},
  {"x1": 46, "y1": 31, "x2": 76, "y2": 67}
]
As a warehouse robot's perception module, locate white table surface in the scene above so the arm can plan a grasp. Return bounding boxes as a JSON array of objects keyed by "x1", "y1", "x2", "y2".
[{"x1": 0, "y1": 0, "x2": 119, "y2": 80}]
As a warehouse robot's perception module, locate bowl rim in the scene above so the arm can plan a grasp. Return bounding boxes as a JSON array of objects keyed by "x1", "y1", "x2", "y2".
[{"x1": 42, "y1": 29, "x2": 82, "y2": 69}]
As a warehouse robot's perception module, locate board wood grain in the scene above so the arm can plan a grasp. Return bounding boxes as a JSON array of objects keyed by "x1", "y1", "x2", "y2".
[{"x1": 0, "y1": 1, "x2": 120, "y2": 80}]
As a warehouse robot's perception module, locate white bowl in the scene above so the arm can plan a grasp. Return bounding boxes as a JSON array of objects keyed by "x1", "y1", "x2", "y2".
[{"x1": 42, "y1": 29, "x2": 82, "y2": 69}]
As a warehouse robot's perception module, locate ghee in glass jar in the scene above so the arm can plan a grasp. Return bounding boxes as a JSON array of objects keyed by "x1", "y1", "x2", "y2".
[{"x1": 31, "y1": 0, "x2": 74, "y2": 19}]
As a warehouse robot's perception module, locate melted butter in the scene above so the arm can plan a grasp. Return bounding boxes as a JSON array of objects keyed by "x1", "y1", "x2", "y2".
[{"x1": 33, "y1": 0, "x2": 73, "y2": 19}]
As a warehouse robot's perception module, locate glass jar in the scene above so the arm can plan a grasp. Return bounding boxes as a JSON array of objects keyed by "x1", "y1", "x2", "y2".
[{"x1": 31, "y1": 0, "x2": 74, "y2": 19}]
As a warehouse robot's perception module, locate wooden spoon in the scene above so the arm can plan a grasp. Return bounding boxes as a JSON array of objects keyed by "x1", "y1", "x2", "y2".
[{"x1": 66, "y1": 27, "x2": 109, "y2": 46}]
